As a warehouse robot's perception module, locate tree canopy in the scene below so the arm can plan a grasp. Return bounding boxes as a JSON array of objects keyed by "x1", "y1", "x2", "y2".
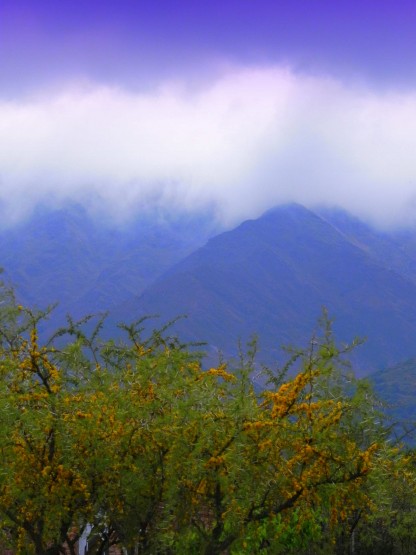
[{"x1": 0, "y1": 284, "x2": 414, "y2": 554}]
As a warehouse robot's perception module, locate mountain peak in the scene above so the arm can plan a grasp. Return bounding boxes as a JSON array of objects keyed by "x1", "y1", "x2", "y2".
[{"x1": 123, "y1": 204, "x2": 416, "y2": 374}]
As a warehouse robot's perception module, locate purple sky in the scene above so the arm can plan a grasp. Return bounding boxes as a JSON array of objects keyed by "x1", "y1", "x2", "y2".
[
  {"x1": 3, "y1": 0, "x2": 416, "y2": 94},
  {"x1": 2, "y1": 1, "x2": 416, "y2": 227}
]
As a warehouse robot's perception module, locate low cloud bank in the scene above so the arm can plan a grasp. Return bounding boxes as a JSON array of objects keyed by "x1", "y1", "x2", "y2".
[{"x1": 1, "y1": 66, "x2": 416, "y2": 228}]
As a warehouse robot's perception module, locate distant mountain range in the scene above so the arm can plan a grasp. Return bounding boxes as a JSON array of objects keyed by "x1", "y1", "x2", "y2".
[
  {"x1": 117, "y1": 204, "x2": 416, "y2": 374},
  {"x1": 4, "y1": 202, "x2": 416, "y2": 377},
  {"x1": 0, "y1": 204, "x2": 218, "y2": 330}
]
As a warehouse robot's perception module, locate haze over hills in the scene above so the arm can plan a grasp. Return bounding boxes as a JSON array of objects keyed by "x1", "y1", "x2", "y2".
[
  {"x1": 317, "y1": 208, "x2": 416, "y2": 286},
  {"x1": 371, "y1": 359, "x2": 416, "y2": 425},
  {"x1": 0, "y1": 204, "x2": 218, "y2": 329},
  {"x1": 115, "y1": 204, "x2": 416, "y2": 375},
  {"x1": 4, "y1": 202, "x2": 416, "y2": 376}
]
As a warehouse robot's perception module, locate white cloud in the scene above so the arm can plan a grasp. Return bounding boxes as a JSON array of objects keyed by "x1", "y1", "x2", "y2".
[{"x1": 1, "y1": 66, "x2": 416, "y2": 228}]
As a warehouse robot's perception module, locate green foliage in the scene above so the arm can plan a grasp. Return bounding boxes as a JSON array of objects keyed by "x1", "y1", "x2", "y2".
[{"x1": 0, "y1": 287, "x2": 415, "y2": 554}]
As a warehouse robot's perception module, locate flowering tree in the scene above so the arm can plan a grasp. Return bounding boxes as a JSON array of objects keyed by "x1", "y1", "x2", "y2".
[{"x1": 0, "y1": 285, "x2": 414, "y2": 554}]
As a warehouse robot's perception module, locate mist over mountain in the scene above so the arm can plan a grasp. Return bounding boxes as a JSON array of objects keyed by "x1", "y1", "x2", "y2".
[
  {"x1": 4, "y1": 202, "x2": 416, "y2": 376},
  {"x1": 115, "y1": 204, "x2": 416, "y2": 374},
  {"x1": 0, "y1": 204, "x2": 218, "y2": 330},
  {"x1": 3, "y1": 67, "x2": 416, "y2": 231}
]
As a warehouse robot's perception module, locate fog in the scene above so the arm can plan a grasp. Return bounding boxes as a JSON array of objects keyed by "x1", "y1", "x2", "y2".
[{"x1": 1, "y1": 65, "x2": 416, "y2": 229}]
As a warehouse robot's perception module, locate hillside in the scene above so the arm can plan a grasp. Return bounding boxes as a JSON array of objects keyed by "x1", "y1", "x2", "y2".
[
  {"x1": 371, "y1": 359, "x2": 416, "y2": 423},
  {"x1": 5, "y1": 203, "x2": 416, "y2": 375},
  {"x1": 119, "y1": 204, "x2": 416, "y2": 374},
  {"x1": 0, "y1": 204, "x2": 218, "y2": 329}
]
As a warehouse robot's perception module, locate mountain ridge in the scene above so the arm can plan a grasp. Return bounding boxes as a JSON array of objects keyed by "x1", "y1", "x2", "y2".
[
  {"x1": 114, "y1": 204, "x2": 416, "y2": 374},
  {"x1": 4, "y1": 202, "x2": 416, "y2": 375}
]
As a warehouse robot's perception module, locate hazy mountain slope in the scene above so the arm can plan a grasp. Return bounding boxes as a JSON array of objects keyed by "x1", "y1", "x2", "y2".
[
  {"x1": 5, "y1": 201, "x2": 416, "y2": 376},
  {"x1": 122, "y1": 204, "x2": 416, "y2": 374},
  {"x1": 369, "y1": 359, "x2": 416, "y2": 446},
  {"x1": 318, "y1": 207, "x2": 416, "y2": 285},
  {"x1": 0, "y1": 204, "x2": 218, "y2": 327},
  {"x1": 370, "y1": 359, "x2": 416, "y2": 424}
]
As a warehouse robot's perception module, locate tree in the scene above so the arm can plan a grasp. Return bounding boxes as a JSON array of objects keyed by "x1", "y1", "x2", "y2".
[{"x1": 0, "y1": 286, "x2": 415, "y2": 554}]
